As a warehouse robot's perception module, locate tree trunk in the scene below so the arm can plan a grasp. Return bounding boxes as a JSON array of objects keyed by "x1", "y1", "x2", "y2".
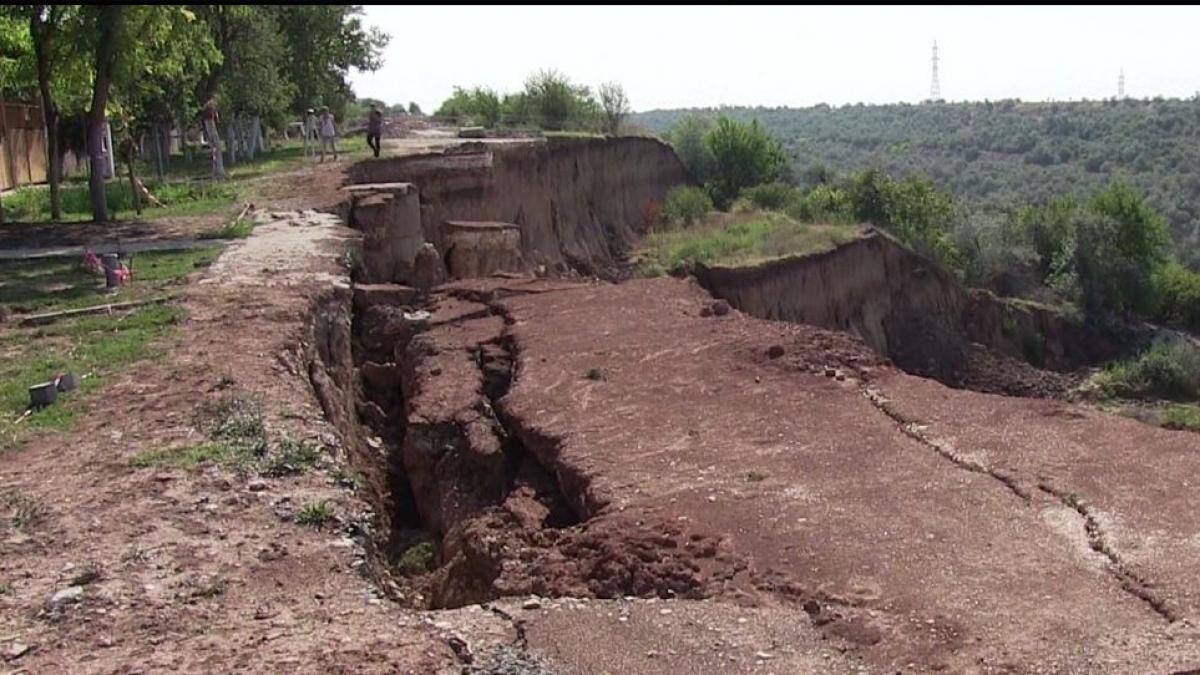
[
  {"x1": 154, "y1": 124, "x2": 165, "y2": 181},
  {"x1": 86, "y1": 6, "x2": 122, "y2": 223},
  {"x1": 126, "y1": 139, "x2": 141, "y2": 216},
  {"x1": 256, "y1": 116, "x2": 267, "y2": 152},
  {"x1": 226, "y1": 122, "x2": 237, "y2": 166},
  {"x1": 203, "y1": 117, "x2": 226, "y2": 179},
  {"x1": 31, "y1": 5, "x2": 63, "y2": 221}
]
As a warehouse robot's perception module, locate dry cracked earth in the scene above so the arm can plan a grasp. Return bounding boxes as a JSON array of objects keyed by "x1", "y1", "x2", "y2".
[{"x1": 3, "y1": 154, "x2": 1200, "y2": 675}]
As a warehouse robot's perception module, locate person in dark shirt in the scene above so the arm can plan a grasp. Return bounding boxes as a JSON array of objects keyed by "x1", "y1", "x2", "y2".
[{"x1": 366, "y1": 105, "x2": 383, "y2": 158}]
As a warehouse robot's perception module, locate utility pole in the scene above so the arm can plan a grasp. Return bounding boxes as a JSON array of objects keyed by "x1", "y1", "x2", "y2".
[
  {"x1": 929, "y1": 41, "x2": 941, "y2": 102},
  {"x1": 1118, "y1": 68, "x2": 1125, "y2": 99}
]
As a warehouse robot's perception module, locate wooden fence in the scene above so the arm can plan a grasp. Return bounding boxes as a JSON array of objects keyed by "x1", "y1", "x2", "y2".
[{"x1": 0, "y1": 99, "x2": 48, "y2": 191}]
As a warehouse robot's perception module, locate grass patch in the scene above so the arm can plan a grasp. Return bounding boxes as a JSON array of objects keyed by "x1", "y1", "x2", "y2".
[
  {"x1": 396, "y1": 541, "x2": 435, "y2": 575},
  {"x1": 129, "y1": 442, "x2": 257, "y2": 470},
  {"x1": 198, "y1": 218, "x2": 254, "y2": 240},
  {"x1": 1162, "y1": 404, "x2": 1200, "y2": 431},
  {"x1": 0, "y1": 304, "x2": 187, "y2": 448},
  {"x1": 296, "y1": 500, "x2": 335, "y2": 528},
  {"x1": 261, "y1": 438, "x2": 322, "y2": 477},
  {"x1": 638, "y1": 212, "x2": 863, "y2": 274},
  {"x1": 0, "y1": 138, "x2": 378, "y2": 226},
  {"x1": 0, "y1": 247, "x2": 218, "y2": 315},
  {"x1": 2, "y1": 179, "x2": 240, "y2": 224},
  {"x1": 128, "y1": 393, "x2": 325, "y2": 475}
]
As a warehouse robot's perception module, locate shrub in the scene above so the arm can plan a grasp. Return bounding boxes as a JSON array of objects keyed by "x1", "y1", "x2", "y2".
[
  {"x1": 786, "y1": 184, "x2": 852, "y2": 223},
  {"x1": 1152, "y1": 262, "x2": 1200, "y2": 330},
  {"x1": 1099, "y1": 341, "x2": 1200, "y2": 400},
  {"x1": 740, "y1": 182, "x2": 796, "y2": 211},
  {"x1": 397, "y1": 541, "x2": 436, "y2": 574},
  {"x1": 1162, "y1": 404, "x2": 1200, "y2": 431},
  {"x1": 661, "y1": 186, "x2": 713, "y2": 227}
]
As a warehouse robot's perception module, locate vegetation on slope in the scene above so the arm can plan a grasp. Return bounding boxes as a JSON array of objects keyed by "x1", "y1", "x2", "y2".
[{"x1": 633, "y1": 99, "x2": 1200, "y2": 269}]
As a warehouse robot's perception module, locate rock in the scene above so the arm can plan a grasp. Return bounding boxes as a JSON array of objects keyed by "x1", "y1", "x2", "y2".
[
  {"x1": 447, "y1": 635, "x2": 473, "y2": 663},
  {"x1": 411, "y1": 243, "x2": 447, "y2": 290},
  {"x1": 824, "y1": 367, "x2": 837, "y2": 378},
  {"x1": 521, "y1": 598, "x2": 542, "y2": 610},
  {"x1": 766, "y1": 345, "x2": 786, "y2": 359},
  {"x1": 50, "y1": 586, "x2": 84, "y2": 605},
  {"x1": 0, "y1": 305, "x2": 11, "y2": 324},
  {"x1": 699, "y1": 306, "x2": 713, "y2": 318},
  {"x1": 711, "y1": 300, "x2": 731, "y2": 317},
  {"x1": 4, "y1": 642, "x2": 29, "y2": 660},
  {"x1": 247, "y1": 479, "x2": 268, "y2": 492},
  {"x1": 835, "y1": 371, "x2": 846, "y2": 381}
]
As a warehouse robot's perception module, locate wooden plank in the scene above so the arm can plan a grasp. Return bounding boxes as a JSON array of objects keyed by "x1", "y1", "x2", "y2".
[{"x1": 18, "y1": 295, "x2": 176, "y2": 327}]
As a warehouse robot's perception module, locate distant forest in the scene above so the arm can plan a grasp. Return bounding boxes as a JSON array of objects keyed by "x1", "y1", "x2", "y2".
[{"x1": 632, "y1": 99, "x2": 1200, "y2": 267}]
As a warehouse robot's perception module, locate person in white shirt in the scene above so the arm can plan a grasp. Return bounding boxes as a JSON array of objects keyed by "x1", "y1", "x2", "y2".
[{"x1": 318, "y1": 106, "x2": 339, "y2": 162}]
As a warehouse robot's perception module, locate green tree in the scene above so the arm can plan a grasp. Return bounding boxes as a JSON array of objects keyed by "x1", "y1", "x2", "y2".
[
  {"x1": 1019, "y1": 181, "x2": 1170, "y2": 316},
  {"x1": 26, "y1": 5, "x2": 78, "y2": 220},
  {"x1": 270, "y1": 5, "x2": 388, "y2": 118},
  {"x1": 666, "y1": 115, "x2": 715, "y2": 183},
  {"x1": 434, "y1": 86, "x2": 501, "y2": 127},
  {"x1": 407, "y1": 101, "x2": 421, "y2": 115},
  {"x1": 82, "y1": 4, "x2": 122, "y2": 222},
  {"x1": 195, "y1": 6, "x2": 290, "y2": 131},
  {"x1": 522, "y1": 68, "x2": 594, "y2": 131},
  {"x1": 704, "y1": 116, "x2": 787, "y2": 209}
]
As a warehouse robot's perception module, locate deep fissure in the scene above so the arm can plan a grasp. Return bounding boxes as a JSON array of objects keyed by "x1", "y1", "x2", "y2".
[{"x1": 346, "y1": 287, "x2": 583, "y2": 609}]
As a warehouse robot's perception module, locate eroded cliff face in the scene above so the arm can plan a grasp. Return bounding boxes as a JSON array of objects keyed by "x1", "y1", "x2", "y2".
[
  {"x1": 347, "y1": 138, "x2": 691, "y2": 282},
  {"x1": 695, "y1": 230, "x2": 1130, "y2": 392}
]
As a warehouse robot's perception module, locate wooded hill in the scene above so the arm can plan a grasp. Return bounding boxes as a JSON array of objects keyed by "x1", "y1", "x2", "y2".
[{"x1": 633, "y1": 99, "x2": 1200, "y2": 267}]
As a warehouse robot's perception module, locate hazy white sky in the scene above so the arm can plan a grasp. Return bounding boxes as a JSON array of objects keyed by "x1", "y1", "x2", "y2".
[{"x1": 349, "y1": 5, "x2": 1200, "y2": 113}]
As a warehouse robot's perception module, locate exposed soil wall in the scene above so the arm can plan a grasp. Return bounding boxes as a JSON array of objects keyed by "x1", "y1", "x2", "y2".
[
  {"x1": 347, "y1": 138, "x2": 690, "y2": 282},
  {"x1": 694, "y1": 230, "x2": 1130, "y2": 392}
]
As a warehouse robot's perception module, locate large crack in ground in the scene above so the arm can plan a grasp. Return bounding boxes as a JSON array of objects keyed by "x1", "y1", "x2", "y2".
[
  {"x1": 1034, "y1": 481, "x2": 1178, "y2": 623},
  {"x1": 343, "y1": 283, "x2": 749, "y2": 613},
  {"x1": 861, "y1": 383, "x2": 1177, "y2": 624},
  {"x1": 862, "y1": 385, "x2": 1031, "y2": 502}
]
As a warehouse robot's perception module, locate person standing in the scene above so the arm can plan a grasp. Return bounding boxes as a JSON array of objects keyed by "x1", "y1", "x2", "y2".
[
  {"x1": 319, "y1": 106, "x2": 339, "y2": 162},
  {"x1": 303, "y1": 108, "x2": 317, "y2": 157},
  {"x1": 366, "y1": 104, "x2": 384, "y2": 158},
  {"x1": 203, "y1": 99, "x2": 227, "y2": 179}
]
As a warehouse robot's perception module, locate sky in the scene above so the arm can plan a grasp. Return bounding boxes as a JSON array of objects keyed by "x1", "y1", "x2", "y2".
[{"x1": 349, "y1": 5, "x2": 1200, "y2": 113}]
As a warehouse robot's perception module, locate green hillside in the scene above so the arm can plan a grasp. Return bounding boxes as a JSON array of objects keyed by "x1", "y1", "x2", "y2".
[{"x1": 632, "y1": 99, "x2": 1200, "y2": 266}]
